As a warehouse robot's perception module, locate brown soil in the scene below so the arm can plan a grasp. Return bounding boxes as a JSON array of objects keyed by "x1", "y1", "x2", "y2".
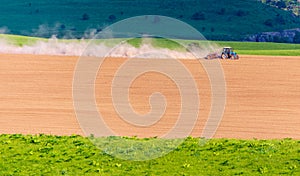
[{"x1": 0, "y1": 54, "x2": 299, "y2": 139}]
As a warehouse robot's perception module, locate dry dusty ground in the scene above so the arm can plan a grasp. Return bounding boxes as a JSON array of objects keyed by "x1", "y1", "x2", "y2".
[{"x1": 0, "y1": 54, "x2": 299, "y2": 139}]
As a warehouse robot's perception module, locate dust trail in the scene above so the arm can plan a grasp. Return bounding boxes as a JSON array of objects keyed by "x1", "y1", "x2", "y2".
[
  {"x1": 107, "y1": 42, "x2": 195, "y2": 59},
  {"x1": 0, "y1": 36, "x2": 221, "y2": 59}
]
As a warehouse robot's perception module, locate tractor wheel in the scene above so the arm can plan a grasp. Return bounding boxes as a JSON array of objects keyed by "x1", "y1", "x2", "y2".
[
  {"x1": 221, "y1": 54, "x2": 227, "y2": 59},
  {"x1": 233, "y1": 55, "x2": 239, "y2": 60}
]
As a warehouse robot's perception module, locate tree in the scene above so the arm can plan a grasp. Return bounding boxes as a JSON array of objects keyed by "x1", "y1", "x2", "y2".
[
  {"x1": 60, "y1": 24, "x2": 66, "y2": 30},
  {"x1": 81, "y1": 13, "x2": 89, "y2": 21},
  {"x1": 217, "y1": 8, "x2": 226, "y2": 15},
  {"x1": 264, "y1": 19, "x2": 273, "y2": 27},
  {"x1": 236, "y1": 10, "x2": 248, "y2": 17},
  {"x1": 276, "y1": 1, "x2": 287, "y2": 8},
  {"x1": 191, "y1": 12, "x2": 205, "y2": 20},
  {"x1": 108, "y1": 15, "x2": 116, "y2": 21}
]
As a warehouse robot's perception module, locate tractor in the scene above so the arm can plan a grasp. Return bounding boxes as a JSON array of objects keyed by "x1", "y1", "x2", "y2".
[
  {"x1": 221, "y1": 47, "x2": 239, "y2": 60},
  {"x1": 205, "y1": 47, "x2": 239, "y2": 60}
]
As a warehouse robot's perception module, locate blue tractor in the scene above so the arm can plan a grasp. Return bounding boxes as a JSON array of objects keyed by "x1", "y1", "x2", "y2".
[{"x1": 221, "y1": 47, "x2": 239, "y2": 60}]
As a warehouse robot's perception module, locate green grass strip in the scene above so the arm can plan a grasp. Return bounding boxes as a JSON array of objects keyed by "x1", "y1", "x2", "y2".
[
  {"x1": 0, "y1": 34, "x2": 46, "y2": 46},
  {"x1": 237, "y1": 50, "x2": 300, "y2": 56},
  {"x1": 1, "y1": 34, "x2": 300, "y2": 56},
  {"x1": 0, "y1": 134, "x2": 299, "y2": 175}
]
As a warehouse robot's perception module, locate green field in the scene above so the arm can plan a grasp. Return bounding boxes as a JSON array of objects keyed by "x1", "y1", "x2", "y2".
[
  {"x1": 0, "y1": 134, "x2": 299, "y2": 175},
  {"x1": 1, "y1": 34, "x2": 300, "y2": 56},
  {"x1": 215, "y1": 41, "x2": 300, "y2": 56}
]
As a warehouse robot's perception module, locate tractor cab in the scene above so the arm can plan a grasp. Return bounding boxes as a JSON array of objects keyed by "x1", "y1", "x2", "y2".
[{"x1": 223, "y1": 47, "x2": 233, "y2": 54}]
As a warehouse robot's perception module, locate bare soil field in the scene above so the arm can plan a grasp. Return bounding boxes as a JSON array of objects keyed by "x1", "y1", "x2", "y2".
[{"x1": 0, "y1": 54, "x2": 299, "y2": 139}]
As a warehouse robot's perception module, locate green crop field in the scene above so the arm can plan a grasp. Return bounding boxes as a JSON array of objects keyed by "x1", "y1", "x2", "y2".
[
  {"x1": 0, "y1": 34, "x2": 45, "y2": 46},
  {"x1": 0, "y1": 134, "x2": 299, "y2": 175},
  {"x1": 215, "y1": 41, "x2": 300, "y2": 56},
  {"x1": 1, "y1": 34, "x2": 300, "y2": 56},
  {"x1": 129, "y1": 38, "x2": 300, "y2": 56}
]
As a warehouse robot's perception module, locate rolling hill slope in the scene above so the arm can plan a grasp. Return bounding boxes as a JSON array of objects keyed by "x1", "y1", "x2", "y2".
[{"x1": 0, "y1": 0, "x2": 300, "y2": 41}]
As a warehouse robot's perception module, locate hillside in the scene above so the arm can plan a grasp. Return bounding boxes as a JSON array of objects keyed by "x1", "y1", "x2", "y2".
[
  {"x1": 0, "y1": 0, "x2": 300, "y2": 41},
  {"x1": 262, "y1": 0, "x2": 300, "y2": 15}
]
